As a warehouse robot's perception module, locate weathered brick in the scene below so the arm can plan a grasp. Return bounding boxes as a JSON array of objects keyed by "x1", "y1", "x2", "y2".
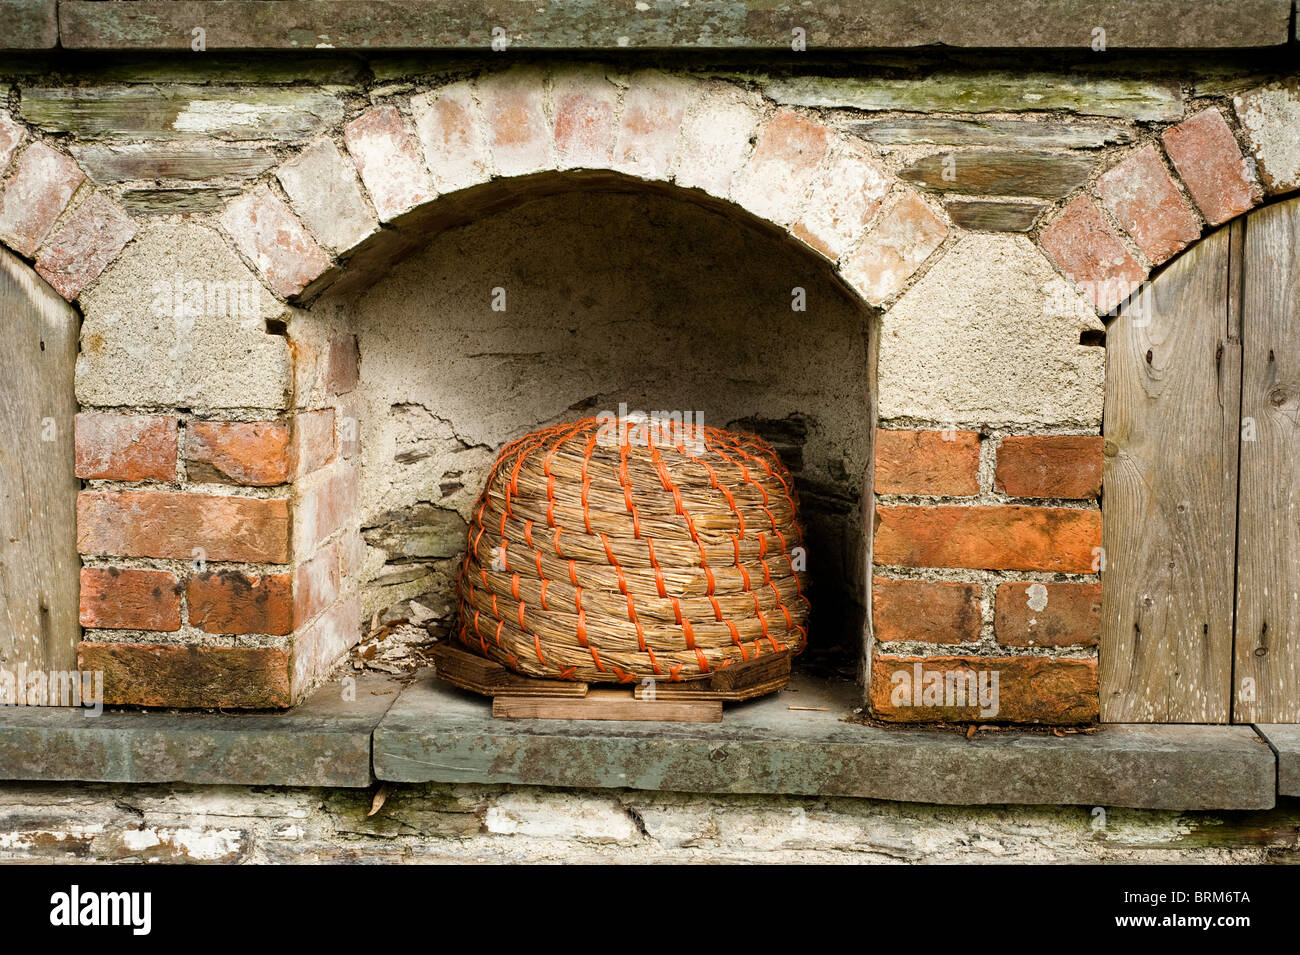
[
  {"x1": 840, "y1": 192, "x2": 947, "y2": 305},
  {"x1": 1039, "y1": 195, "x2": 1146, "y2": 314},
  {"x1": 477, "y1": 69, "x2": 553, "y2": 179},
  {"x1": 614, "y1": 72, "x2": 692, "y2": 181},
  {"x1": 339, "y1": 528, "x2": 365, "y2": 579},
  {"x1": 869, "y1": 653, "x2": 1098, "y2": 724},
  {"x1": 552, "y1": 70, "x2": 619, "y2": 170},
  {"x1": 79, "y1": 567, "x2": 181, "y2": 632},
  {"x1": 730, "y1": 109, "x2": 833, "y2": 225},
  {"x1": 872, "y1": 577, "x2": 981, "y2": 644},
  {"x1": 220, "y1": 185, "x2": 330, "y2": 298},
  {"x1": 75, "y1": 413, "x2": 177, "y2": 482},
  {"x1": 290, "y1": 594, "x2": 360, "y2": 699},
  {"x1": 995, "y1": 581, "x2": 1101, "y2": 648},
  {"x1": 78, "y1": 490, "x2": 291, "y2": 564},
  {"x1": 793, "y1": 140, "x2": 891, "y2": 260},
  {"x1": 293, "y1": 461, "x2": 357, "y2": 554},
  {"x1": 873, "y1": 504, "x2": 1101, "y2": 573},
  {"x1": 411, "y1": 81, "x2": 491, "y2": 192},
  {"x1": 1234, "y1": 80, "x2": 1300, "y2": 195},
  {"x1": 34, "y1": 192, "x2": 136, "y2": 300},
  {"x1": 276, "y1": 137, "x2": 377, "y2": 253},
  {"x1": 338, "y1": 405, "x2": 360, "y2": 458},
  {"x1": 0, "y1": 110, "x2": 25, "y2": 174},
  {"x1": 995, "y1": 435, "x2": 1104, "y2": 499},
  {"x1": 325, "y1": 334, "x2": 359, "y2": 395},
  {"x1": 186, "y1": 570, "x2": 293, "y2": 636},
  {"x1": 1093, "y1": 145, "x2": 1200, "y2": 265},
  {"x1": 671, "y1": 87, "x2": 762, "y2": 199},
  {"x1": 293, "y1": 409, "x2": 335, "y2": 476},
  {"x1": 1162, "y1": 109, "x2": 1261, "y2": 225},
  {"x1": 875, "y1": 429, "x2": 980, "y2": 496},
  {"x1": 78, "y1": 642, "x2": 291, "y2": 709},
  {"x1": 185, "y1": 420, "x2": 292, "y2": 486},
  {"x1": 0, "y1": 141, "x2": 85, "y2": 256},
  {"x1": 343, "y1": 105, "x2": 436, "y2": 222},
  {"x1": 294, "y1": 539, "x2": 341, "y2": 627}
]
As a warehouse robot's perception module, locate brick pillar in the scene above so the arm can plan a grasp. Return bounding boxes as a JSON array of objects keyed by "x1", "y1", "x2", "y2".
[
  {"x1": 868, "y1": 429, "x2": 1103, "y2": 724},
  {"x1": 74, "y1": 403, "x2": 361, "y2": 708}
]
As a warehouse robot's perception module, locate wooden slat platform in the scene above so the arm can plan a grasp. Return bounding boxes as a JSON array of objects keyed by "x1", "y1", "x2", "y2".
[{"x1": 430, "y1": 643, "x2": 790, "y2": 721}]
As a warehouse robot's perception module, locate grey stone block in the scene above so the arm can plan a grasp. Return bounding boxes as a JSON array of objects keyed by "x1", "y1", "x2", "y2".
[
  {"x1": 0, "y1": 672, "x2": 401, "y2": 787},
  {"x1": 56, "y1": 1, "x2": 1293, "y2": 51},
  {"x1": 1255, "y1": 725, "x2": 1300, "y2": 795},
  {"x1": 374, "y1": 673, "x2": 1276, "y2": 810},
  {"x1": 0, "y1": 0, "x2": 56, "y2": 50}
]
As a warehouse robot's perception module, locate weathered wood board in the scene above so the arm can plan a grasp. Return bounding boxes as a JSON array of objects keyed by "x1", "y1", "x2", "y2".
[
  {"x1": 493, "y1": 688, "x2": 723, "y2": 722},
  {"x1": 1101, "y1": 223, "x2": 1239, "y2": 722},
  {"x1": 0, "y1": 248, "x2": 80, "y2": 696},
  {"x1": 1235, "y1": 196, "x2": 1300, "y2": 722}
]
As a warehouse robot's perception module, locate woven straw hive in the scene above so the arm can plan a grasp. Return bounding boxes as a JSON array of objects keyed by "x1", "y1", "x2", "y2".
[{"x1": 455, "y1": 415, "x2": 809, "y2": 683}]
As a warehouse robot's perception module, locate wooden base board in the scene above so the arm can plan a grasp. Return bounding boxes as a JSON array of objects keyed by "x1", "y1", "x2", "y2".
[
  {"x1": 493, "y1": 688, "x2": 722, "y2": 722},
  {"x1": 431, "y1": 642, "x2": 791, "y2": 721}
]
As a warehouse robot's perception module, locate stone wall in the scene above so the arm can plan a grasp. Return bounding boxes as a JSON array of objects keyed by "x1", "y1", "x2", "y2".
[
  {"x1": 0, "y1": 779, "x2": 1296, "y2": 863},
  {"x1": 1, "y1": 53, "x2": 1298, "y2": 720}
]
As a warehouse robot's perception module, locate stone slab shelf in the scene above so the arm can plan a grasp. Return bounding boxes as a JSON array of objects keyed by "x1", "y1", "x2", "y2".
[
  {"x1": 0, "y1": 668, "x2": 1283, "y2": 810},
  {"x1": 0, "y1": 671, "x2": 400, "y2": 788},
  {"x1": 1256, "y1": 725, "x2": 1300, "y2": 796},
  {"x1": 12, "y1": 0, "x2": 1294, "y2": 52},
  {"x1": 374, "y1": 674, "x2": 1278, "y2": 811}
]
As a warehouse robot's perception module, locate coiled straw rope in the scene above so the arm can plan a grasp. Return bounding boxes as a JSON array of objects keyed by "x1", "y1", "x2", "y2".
[{"x1": 455, "y1": 415, "x2": 810, "y2": 683}]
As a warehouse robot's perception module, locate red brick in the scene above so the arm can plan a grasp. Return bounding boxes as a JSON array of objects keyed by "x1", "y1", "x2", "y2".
[
  {"x1": 343, "y1": 105, "x2": 436, "y2": 222},
  {"x1": 1163, "y1": 109, "x2": 1261, "y2": 226},
  {"x1": 478, "y1": 70, "x2": 552, "y2": 178},
  {"x1": 1093, "y1": 145, "x2": 1200, "y2": 265},
  {"x1": 840, "y1": 192, "x2": 948, "y2": 305},
  {"x1": 995, "y1": 435, "x2": 1104, "y2": 499},
  {"x1": 411, "y1": 82, "x2": 490, "y2": 192},
  {"x1": 34, "y1": 192, "x2": 136, "y2": 300},
  {"x1": 325, "y1": 334, "x2": 358, "y2": 394},
  {"x1": 792, "y1": 142, "x2": 890, "y2": 260},
  {"x1": 185, "y1": 420, "x2": 292, "y2": 486},
  {"x1": 290, "y1": 594, "x2": 360, "y2": 699},
  {"x1": 872, "y1": 577, "x2": 981, "y2": 644},
  {"x1": 995, "y1": 581, "x2": 1101, "y2": 648},
  {"x1": 0, "y1": 142, "x2": 86, "y2": 257},
  {"x1": 873, "y1": 505, "x2": 1102, "y2": 573},
  {"x1": 875, "y1": 429, "x2": 980, "y2": 496},
  {"x1": 293, "y1": 409, "x2": 335, "y2": 476},
  {"x1": 220, "y1": 184, "x2": 330, "y2": 298},
  {"x1": 615, "y1": 72, "x2": 691, "y2": 180},
  {"x1": 1039, "y1": 195, "x2": 1146, "y2": 314},
  {"x1": 731, "y1": 109, "x2": 833, "y2": 225},
  {"x1": 868, "y1": 653, "x2": 1098, "y2": 724},
  {"x1": 293, "y1": 462, "x2": 357, "y2": 554},
  {"x1": 553, "y1": 72, "x2": 619, "y2": 169},
  {"x1": 75, "y1": 413, "x2": 178, "y2": 482},
  {"x1": 187, "y1": 570, "x2": 293, "y2": 636},
  {"x1": 78, "y1": 490, "x2": 291, "y2": 564},
  {"x1": 0, "y1": 110, "x2": 25, "y2": 173},
  {"x1": 294, "y1": 539, "x2": 341, "y2": 627},
  {"x1": 79, "y1": 567, "x2": 181, "y2": 632},
  {"x1": 78, "y1": 642, "x2": 290, "y2": 708}
]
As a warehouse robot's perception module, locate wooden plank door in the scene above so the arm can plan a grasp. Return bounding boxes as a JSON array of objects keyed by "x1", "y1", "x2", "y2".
[
  {"x1": 1100, "y1": 222, "x2": 1241, "y2": 723},
  {"x1": 1235, "y1": 196, "x2": 1300, "y2": 722},
  {"x1": 0, "y1": 247, "x2": 80, "y2": 697}
]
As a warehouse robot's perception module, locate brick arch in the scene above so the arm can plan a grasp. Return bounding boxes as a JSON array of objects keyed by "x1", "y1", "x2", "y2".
[
  {"x1": 0, "y1": 114, "x2": 136, "y2": 302},
  {"x1": 1035, "y1": 99, "x2": 1298, "y2": 318},
  {"x1": 211, "y1": 67, "x2": 947, "y2": 310}
]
